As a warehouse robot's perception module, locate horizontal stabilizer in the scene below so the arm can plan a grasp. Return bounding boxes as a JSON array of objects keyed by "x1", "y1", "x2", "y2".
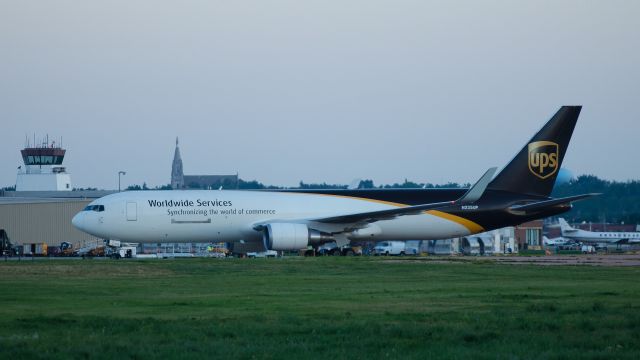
[{"x1": 510, "y1": 194, "x2": 600, "y2": 212}]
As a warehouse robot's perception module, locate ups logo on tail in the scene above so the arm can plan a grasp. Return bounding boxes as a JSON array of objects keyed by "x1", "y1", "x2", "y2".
[{"x1": 528, "y1": 141, "x2": 559, "y2": 179}]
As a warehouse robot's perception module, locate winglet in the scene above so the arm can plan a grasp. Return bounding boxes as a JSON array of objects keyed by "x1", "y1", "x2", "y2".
[
  {"x1": 348, "y1": 179, "x2": 362, "y2": 190},
  {"x1": 459, "y1": 167, "x2": 498, "y2": 204}
]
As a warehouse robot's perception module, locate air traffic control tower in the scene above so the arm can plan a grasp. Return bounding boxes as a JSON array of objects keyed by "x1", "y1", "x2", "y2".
[{"x1": 16, "y1": 137, "x2": 72, "y2": 191}]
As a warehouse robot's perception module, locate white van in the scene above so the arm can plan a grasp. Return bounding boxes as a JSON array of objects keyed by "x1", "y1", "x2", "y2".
[
  {"x1": 247, "y1": 250, "x2": 278, "y2": 258},
  {"x1": 581, "y1": 245, "x2": 596, "y2": 254},
  {"x1": 373, "y1": 241, "x2": 406, "y2": 256}
]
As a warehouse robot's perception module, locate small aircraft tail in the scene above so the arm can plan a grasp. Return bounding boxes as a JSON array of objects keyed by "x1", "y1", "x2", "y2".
[
  {"x1": 558, "y1": 218, "x2": 577, "y2": 232},
  {"x1": 487, "y1": 106, "x2": 581, "y2": 198}
]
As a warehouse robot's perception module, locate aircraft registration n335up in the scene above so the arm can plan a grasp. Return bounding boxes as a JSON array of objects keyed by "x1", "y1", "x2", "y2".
[{"x1": 72, "y1": 106, "x2": 597, "y2": 252}]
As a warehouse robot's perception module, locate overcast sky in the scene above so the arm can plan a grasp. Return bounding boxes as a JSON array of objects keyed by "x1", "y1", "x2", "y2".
[{"x1": 1, "y1": 1, "x2": 638, "y2": 190}]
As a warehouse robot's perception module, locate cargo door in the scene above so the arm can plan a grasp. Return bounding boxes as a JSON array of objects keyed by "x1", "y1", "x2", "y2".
[{"x1": 126, "y1": 202, "x2": 137, "y2": 221}]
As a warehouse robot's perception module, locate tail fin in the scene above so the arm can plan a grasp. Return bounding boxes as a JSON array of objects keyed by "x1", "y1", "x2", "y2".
[
  {"x1": 487, "y1": 106, "x2": 581, "y2": 197},
  {"x1": 558, "y1": 218, "x2": 577, "y2": 232}
]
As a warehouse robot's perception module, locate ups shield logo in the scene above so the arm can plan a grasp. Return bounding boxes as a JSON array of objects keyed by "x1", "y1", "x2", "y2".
[{"x1": 528, "y1": 141, "x2": 559, "y2": 179}]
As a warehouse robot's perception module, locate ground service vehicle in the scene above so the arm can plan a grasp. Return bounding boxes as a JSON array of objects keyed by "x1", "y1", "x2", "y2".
[
  {"x1": 373, "y1": 241, "x2": 406, "y2": 256},
  {"x1": 23, "y1": 243, "x2": 48, "y2": 256},
  {"x1": 247, "y1": 250, "x2": 278, "y2": 258},
  {"x1": 1, "y1": 230, "x2": 12, "y2": 256},
  {"x1": 581, "y1": 245, "x2": 596, "y2": 254}
]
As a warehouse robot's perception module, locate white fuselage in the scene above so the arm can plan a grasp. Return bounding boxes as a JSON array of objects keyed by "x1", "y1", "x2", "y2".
[
  {"x1": 72, "y1": 190, "x2": 477, "y2": 245},
  {"x1": 561, "y1": 228, "x2": 640, "y2": 244}
]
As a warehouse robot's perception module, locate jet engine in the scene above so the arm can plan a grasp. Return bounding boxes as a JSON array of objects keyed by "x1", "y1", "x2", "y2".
[{"x1": 263, "y1": 223, "x2": 333, "y2": 250}]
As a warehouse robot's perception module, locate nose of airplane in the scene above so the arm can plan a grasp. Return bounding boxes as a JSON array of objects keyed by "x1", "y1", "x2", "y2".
[{"x1": 72, "y1": 212, "x2": 84, "y2": 231}]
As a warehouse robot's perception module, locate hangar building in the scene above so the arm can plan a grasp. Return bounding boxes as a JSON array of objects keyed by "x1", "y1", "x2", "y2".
[{"x1": 0, "y1": 191, "x2": 112, "y2": 248}]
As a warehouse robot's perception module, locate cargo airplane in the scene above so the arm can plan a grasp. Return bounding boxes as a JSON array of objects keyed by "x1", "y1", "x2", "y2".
[{"x1": 73, "y1": 106, "x2": 597, "y2": 252}]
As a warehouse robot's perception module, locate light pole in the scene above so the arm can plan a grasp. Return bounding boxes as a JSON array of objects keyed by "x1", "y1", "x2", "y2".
[{"x1": 118, "y1": 171, "x2": 126, "y2": 192}]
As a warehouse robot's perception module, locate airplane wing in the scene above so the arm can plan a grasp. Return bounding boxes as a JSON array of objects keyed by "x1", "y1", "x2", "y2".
[
  {"x1": 510, "y1": 194, "x2": 600, "y2": 213},
  {"x1": 311, "y1": 167, "x2": 497, "y2": 224},
  {"x1": 252, "y1": 168, "x2": 497, "y2": 232},
  {"x1": 311, "y1": 200, "x2": 456, "y2": 224}
]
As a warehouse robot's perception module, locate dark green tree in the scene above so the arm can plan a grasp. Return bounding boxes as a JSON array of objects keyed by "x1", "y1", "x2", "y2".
[{"x1": 552, "y1": 175, "x2": 640, "y2": 224}]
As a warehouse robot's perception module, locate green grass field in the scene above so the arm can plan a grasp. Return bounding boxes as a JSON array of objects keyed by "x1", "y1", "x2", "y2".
[{"x1": 1, "y1": 257, "x2": 640, "y2": 359}]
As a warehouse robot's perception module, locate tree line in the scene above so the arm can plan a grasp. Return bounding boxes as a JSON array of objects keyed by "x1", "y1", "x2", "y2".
[{"x1": 552, "y1": 175, "x2": 640, "y2": 224}]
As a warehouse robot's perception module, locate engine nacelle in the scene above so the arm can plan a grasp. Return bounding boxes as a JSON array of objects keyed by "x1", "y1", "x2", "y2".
[
  {"x1": 263, "y1": 223, "x2": 333, "y2": 250},
  {"x1": 263, "y1": 223, "x2": 309, "y2": 250}
]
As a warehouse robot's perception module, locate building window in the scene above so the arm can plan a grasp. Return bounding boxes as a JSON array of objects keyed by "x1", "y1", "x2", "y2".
[{"x1": 526, "y1": 229, "x2": 540, "y2": 246}]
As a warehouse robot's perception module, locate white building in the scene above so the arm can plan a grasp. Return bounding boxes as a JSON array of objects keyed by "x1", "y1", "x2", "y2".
[{"x1": 15, "y1": 139, "x2": 71, "y2": 191}]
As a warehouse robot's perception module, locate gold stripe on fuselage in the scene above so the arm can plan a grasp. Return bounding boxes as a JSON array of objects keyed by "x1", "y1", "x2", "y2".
[{"x1": 425, "y1": 210, "x2": 485, "y2": 234}]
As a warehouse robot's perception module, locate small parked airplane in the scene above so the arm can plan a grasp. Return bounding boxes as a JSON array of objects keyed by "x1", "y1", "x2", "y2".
[
  {"x1": 558, "y1": 218, "x2": 640, "y2": 244},
  {"x1": 542, "y1": 235, "x2": 574, "y2": 247}
]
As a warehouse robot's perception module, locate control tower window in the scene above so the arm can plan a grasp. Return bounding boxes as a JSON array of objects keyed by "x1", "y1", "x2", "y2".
[{"x1": 21, "y1": 149, "x2": 66, "y2": 166}]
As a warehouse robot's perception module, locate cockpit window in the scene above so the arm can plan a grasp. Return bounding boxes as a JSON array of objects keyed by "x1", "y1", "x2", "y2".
[{"x1": 83, "y1": 205, "x2": 105, "y2": 212}]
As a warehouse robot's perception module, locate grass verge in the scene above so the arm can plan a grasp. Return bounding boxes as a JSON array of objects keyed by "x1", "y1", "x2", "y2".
[{"x1": 1, "y1": 257, "x2": 639, "y2": 359}]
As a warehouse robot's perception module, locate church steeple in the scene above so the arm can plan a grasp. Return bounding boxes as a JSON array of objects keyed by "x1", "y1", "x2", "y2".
[{"x1": 171, "y1": 137, "x2": 184, "y2": 189}]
